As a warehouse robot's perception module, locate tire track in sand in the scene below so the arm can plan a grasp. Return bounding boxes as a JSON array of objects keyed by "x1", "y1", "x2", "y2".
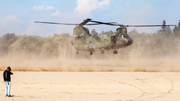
[
  {"x1": 93, "y1": 73, "x2": 146, "y2": 101},
  {"x1": 130, "y1": 73, "x2": 177, "y2": 101}
]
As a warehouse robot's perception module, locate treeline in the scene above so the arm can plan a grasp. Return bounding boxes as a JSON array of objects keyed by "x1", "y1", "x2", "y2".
[
  {"x1": 0, "y1": 20, "x2": 180, "y2": 59},
  {"x1": 0, "y1": 33, "x2": 74, "y2": 58}
]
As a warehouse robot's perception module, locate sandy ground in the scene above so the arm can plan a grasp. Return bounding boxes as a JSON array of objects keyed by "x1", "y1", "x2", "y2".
[{"x1": 0, "y1": 72, "x2": 180, "y2": 101}]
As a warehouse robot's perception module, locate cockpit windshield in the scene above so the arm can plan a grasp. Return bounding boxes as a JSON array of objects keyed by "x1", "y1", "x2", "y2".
[{"x1": 119, "y1": 34, "x2": 129, "y2": 39}]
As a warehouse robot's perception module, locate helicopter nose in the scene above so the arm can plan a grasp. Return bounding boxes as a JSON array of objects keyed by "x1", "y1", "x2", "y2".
[{"x1": 127, "y1": 39, "x2": 133, "y2": 46}]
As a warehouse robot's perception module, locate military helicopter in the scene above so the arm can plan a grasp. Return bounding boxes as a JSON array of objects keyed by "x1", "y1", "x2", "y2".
[{"x1": 35, "y1": 18, "x2": 175, "y2": 55}]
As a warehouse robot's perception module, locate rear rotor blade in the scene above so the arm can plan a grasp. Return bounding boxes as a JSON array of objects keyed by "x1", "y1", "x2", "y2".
[
  {"x1": 35, "y1": 21, "x2": 77, "y2": 25},
  {"x1": 124, "y1": 25, "x2": 176, "y2": 27},
  {"x1": 89, "y1": 20, "x2": 176, "y2": 28}
]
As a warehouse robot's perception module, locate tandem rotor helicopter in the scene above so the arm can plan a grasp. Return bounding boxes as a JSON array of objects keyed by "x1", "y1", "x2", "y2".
[{"x1": 35, "y1": 18, "x2": 175, "y2": 55}]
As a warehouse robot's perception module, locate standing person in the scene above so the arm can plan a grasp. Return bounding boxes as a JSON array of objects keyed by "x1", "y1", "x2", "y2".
[{"x1": 3, "y1": 66, "x2": 13, "y2": 97}]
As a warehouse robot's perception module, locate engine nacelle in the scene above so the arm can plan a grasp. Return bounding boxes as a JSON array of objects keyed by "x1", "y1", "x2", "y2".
[
  {"x1": 116, "y1": 28, "x2": 127, "y2": 35},
  {"x1": 73, "y1": 26, "x2": 90, "y2": 39}
]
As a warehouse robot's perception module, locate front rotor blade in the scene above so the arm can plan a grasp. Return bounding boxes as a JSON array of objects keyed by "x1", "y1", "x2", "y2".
[
  {"x1": 79, "y1": 18, "x2": 92, "y2": 26},
  {"x1": 86, "y1": 23, "x2": 106, "y2": 25},
  {"x1": 35, "y1": 21, "x2": 77, "y2": 25},
  {"x1": 90, "y1": 20, "x2": 121, "y2": 26},
  {"x1": 86, "y1": 22, "x2": 119, "y2": 26}
]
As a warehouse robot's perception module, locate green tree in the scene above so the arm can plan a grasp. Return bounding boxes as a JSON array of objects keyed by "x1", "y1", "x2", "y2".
[
  {"x1": 173, "y1": 20, "x2": 180, "y2": 36},
  {"x1": 166, "y1": 26, "x2": 172, "y2": 34},
  {"x1": 102, "y1": 30, "x2": 114, "y2": 35},
  {"x1": 91, "y1": 29, "x2": 98, "y2": 36},
  {"x1": 158, "y1": 20, "x2": 172, "y2": 35},
  {"x1": 161, "y1": 20, "x2": 167, "y2": 32}
]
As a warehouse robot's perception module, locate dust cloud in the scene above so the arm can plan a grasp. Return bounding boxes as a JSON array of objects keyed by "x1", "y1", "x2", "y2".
[{"x1": 0, "y1": 32, "x2": 180, "y2": 72}]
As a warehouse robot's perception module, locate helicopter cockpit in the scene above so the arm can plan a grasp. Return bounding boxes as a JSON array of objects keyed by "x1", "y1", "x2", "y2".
[{"x1": 116, "y1": 28, "x2": 130, "y2": 39}]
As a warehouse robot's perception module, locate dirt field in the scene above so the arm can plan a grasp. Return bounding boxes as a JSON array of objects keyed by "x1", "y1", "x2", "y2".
[{"x1": 0, "y1": 72, "x2": 180, "y2": 101}]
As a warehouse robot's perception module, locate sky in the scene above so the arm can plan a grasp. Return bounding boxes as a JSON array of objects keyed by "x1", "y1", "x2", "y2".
[{"x1": 0, "y1": 0, "x2": 180, "y2": 37}]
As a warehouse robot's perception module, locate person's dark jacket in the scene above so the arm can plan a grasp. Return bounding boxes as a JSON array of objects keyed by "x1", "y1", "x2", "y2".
[{"x1": 3, "y1": 70, "x2": 12, "y2": 81}]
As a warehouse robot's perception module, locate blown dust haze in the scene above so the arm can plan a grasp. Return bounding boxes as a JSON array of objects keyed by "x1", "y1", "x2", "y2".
[{"x1": 0, "y1": 32, "x2": 180, "y2": 72}]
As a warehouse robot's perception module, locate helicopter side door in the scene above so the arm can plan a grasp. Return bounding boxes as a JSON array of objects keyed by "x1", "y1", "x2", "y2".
[{"x1": 111, "y1": 36, "x2": 116, "y2": 44}]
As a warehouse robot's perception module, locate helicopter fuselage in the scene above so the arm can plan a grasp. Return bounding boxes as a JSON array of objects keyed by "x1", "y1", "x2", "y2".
[
  {"x1": 71, "y1": 32, "x2": 133, "y2": 52},
  {"x1": 71, "y1": 26, "x2": 133, "y2": 55}
]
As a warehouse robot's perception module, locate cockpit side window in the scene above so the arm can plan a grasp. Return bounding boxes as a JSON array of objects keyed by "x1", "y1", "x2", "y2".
[
  {"x1": 119, "y1": 34, "x2": 129, "y2": 39},
  {"x1": 119, "y1": 35, "x2": 124, "y2": 39},
  {"x1": 122, "y1": 35, "x2": 124, "y2": 38}
]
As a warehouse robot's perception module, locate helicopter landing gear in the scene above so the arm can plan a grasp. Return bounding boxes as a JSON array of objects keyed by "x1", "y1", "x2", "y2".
[
  {"x1": 113, "y1": 50, "x2": 118, "y2": 54},
  {"x1": 76, "y1": 51, "x2": 79, "y2": 55},
  {"x1": 101, "y1": 50, "x2": 105, "y2": 54},
  {"x1": 90, "y1": 51, "x2": 93, "y2": 55}
]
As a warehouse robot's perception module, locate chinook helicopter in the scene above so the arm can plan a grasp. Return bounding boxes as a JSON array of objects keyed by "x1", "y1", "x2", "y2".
[{"x1": 35, "y1": 18, "x2": 175, "y2": 55}]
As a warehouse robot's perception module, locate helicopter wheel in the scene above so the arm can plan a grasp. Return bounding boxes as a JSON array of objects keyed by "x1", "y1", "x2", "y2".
[
  {"x1": 113, "y1": 50, "x2": 118, "y2": 54},
  {"x1": 90, "y1": 51, "x2": 93, "y2": 55},
  {"x1": 101, "y1": 50, "x2": 105, "y2": 54},
  {"x1": 76, "y1": 51, "x2": 79, "y2": 55}
]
